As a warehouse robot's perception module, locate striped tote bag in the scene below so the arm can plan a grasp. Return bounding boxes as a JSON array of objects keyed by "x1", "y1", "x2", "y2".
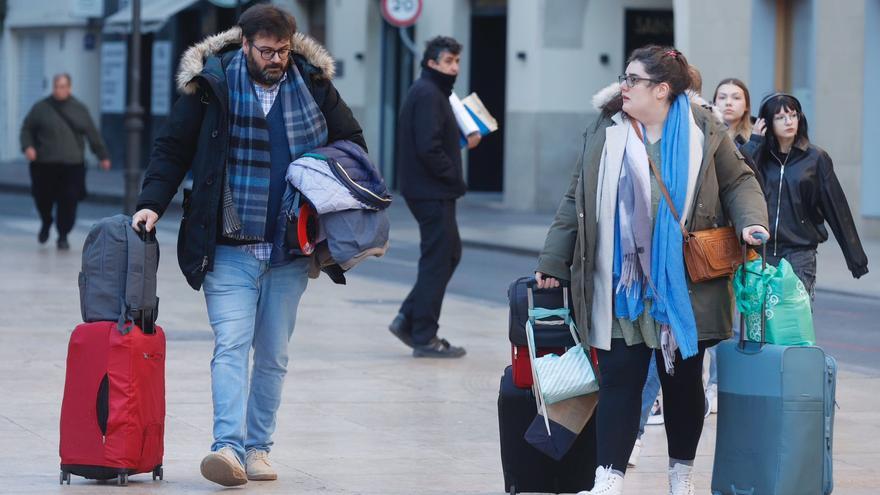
[{"x1": 525, "y1": 307, "x2": 599, "y2": 406}]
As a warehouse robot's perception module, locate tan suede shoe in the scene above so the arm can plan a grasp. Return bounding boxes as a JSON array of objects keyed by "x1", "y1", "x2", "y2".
[
  {"x1": 246, "y1": 449, "x2": 278, "y2": 481},
  {"x1": 200, "y1": 447, "x2": 248, "y2": 486}
]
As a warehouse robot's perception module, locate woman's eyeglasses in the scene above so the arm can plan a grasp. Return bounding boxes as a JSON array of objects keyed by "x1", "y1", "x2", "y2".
[
  {"x1": 618, "y1": 74, "x2": 659, "y2": 88},
  {"x1": 773, "y1": 113, "x2": 799, "y2": 123}
]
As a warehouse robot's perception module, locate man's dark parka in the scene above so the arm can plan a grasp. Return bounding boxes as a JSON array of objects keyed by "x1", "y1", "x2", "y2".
[{"x1": 136, "y1": 27, "x2": 365, "y2": 290}]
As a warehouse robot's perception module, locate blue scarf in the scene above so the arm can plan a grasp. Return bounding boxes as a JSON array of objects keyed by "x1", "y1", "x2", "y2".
[
  {"x1": 221, "y1": 50, "x2": 328, "y2": 241},
  {"x1": 613, "y1": 93, "x2": 698, "y2": 359}
]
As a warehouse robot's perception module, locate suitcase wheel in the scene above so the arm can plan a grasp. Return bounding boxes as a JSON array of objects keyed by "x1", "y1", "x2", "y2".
[
  {"x1": 509, "y1": 483, "x2": 516, "y2": 495},
  {"x1": 117, "y1": 473, "x2": 128, "y2": 486},
  {"x1": 59, "y1": 470, "x2": 71, "y2": 485},
  {"x1": 152, "y1": 466, "x2": 164, "y2": 481}
]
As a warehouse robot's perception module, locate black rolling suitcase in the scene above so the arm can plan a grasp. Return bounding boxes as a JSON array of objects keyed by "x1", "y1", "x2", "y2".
[{"x1": 498, "y1": 366, "x2": 596, "y2": 495}]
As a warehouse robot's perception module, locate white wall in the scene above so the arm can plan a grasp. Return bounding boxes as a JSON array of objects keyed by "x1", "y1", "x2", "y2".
[
  {"x1": 508, "y1": 0, "x2": 673, "y2": 115},
  {"x1": 504, "y1": 0, "x2": 673, "y2": 211},
  {"x1": 675, "y1": 0, "x2": 753, "y2": 97},
  {"x1": 325, "y1": 0, "x2": 369, "y2": 110},
  {"x1": 323, "y1": 0, "x2": 382, "y2": 161},
  {"x1": 863, "y1": 0, "x2": 880, "y2": 221},
  {"x1": 813, "y1": 0, "x2": 866, "y2": 223}
]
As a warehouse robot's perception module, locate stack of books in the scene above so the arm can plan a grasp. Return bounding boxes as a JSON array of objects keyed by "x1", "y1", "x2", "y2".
[{"x1": 449, "y1": 92, "x2": 499, "y2": 147}]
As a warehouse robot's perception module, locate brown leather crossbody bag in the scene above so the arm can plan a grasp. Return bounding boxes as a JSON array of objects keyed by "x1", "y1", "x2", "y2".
[{"x1": 630, "y1": 121, "x2": 747, "y2": 283}]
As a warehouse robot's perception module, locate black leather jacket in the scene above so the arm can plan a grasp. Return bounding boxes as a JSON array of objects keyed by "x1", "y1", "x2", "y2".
[{"x1": 755, "y1": 139, "x2": 868, "y2": 278}]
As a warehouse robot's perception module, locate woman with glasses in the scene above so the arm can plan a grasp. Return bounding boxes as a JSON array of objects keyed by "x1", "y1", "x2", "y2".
[
  {"x1": 534, "y1": 46, "x2": 768, "y2": 495},
  {"x1": 752, "y1": 94, "x2": 868, "y2": 299}
]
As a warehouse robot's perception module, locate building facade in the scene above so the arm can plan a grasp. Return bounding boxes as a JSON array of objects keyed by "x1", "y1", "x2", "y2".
[
  {"x1": 325, "y1": 0, "x2": 879, "y2": 237},
  {"x1": 1, "y1": 0, "x2": 877, "y2": 236}
]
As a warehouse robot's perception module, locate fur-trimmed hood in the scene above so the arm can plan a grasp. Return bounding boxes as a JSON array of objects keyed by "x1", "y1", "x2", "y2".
[
  {"x1": 175, "y1": 26, "x2": 335, "y2": 95},
  {"x1": 590, "y1": 82, "x2": 724, "y2": 123}
]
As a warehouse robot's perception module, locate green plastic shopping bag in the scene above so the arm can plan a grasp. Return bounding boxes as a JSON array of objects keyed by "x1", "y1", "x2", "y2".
[{"x1": 733, "y1": 258, "x2": 815, "y2": 346}]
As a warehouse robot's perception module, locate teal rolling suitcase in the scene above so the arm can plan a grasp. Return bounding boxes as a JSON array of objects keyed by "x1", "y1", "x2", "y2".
[
  {"x1": 712, "y1": 246, "x2": 836, "y2": 494},
  {"x1": 712, "y1": 341, "x2": 836, "y2": 494}
]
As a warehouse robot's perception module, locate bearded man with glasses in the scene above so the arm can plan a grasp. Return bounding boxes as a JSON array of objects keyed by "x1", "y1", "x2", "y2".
[{"x1": 132, "y1": 4, "x2": 366, "y2": 486}]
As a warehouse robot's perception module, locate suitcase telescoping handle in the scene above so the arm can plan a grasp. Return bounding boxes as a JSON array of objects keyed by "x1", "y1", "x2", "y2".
[
  {"x1": 526, "y1": 277, "x2": 571, "y2": 326},
  {"x1": 136, "y1": 221, "x2": 156, "y2": 242},
  {"x1": 738, "y1": 233, "x2": 768, "y2": 351},
  {"x1": 132, "y1": 221, "x2": 157, "y2": 334}
]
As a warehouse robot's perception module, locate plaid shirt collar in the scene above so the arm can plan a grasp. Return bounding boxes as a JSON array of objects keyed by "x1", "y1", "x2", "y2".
[{"x1": 252, "y1": 71, "x2": 288, "y2": 115}]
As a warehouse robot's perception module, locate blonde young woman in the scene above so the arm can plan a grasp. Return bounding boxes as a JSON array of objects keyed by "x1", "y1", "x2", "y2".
[{"x1": 535, "y1": 46, "x2": 768, "y2": 495}]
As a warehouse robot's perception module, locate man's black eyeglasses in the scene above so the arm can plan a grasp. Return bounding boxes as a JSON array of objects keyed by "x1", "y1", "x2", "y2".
[
  {"x1": 618, "y1": 74, "x2": 659, "y2": 88},
  {"x1": 251, "y1": 44, "x2": 291, "y2": 61}
]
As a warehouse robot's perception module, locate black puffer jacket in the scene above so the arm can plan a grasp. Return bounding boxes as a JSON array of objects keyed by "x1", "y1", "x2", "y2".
[
  {"x1": 396, "y1": 67, "x2": 467, "y2": 200},
  {"x1": 136, "y1": 27, "x2": 366, "y2": 290},
  {"x1": 755, "y1": 139, "x2": 868, "y2": 278}
]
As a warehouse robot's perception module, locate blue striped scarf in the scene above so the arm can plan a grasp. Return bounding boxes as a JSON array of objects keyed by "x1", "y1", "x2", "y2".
[
  {"x1": 222, "y1": 50, "x2": 327, "y2": 241},
  {"x1": 613, "y1": 93, "x2": 699, "y2": 359}
]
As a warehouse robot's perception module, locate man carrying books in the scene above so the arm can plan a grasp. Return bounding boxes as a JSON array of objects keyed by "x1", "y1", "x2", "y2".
[{"x1": 389, "y1": 35, "x2": 481, "y2": 358}]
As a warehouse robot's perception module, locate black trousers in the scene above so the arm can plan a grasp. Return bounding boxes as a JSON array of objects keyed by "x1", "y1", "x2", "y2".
[
  {"x1": 29, "y1": 162, "x2": 86, "y2": 238},
  {"x1": 399, "y1": 199, "x2": 462, "y2": 345},
  {"x1": 767, "y1": 248, "x2": 817, "y2": 302},
  {"x1": 595, "y1": 338, "x2": 715, "y2": 474}
]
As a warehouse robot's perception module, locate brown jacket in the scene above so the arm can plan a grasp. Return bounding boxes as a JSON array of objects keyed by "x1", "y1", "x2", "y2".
[{"x1": 537, "y1": 89, "x2": 768, "y2": 349}]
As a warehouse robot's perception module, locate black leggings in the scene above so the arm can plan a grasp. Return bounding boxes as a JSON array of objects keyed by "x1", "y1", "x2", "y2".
[{"x1": 595, "y1": 338, "x2": 714, "y2": 474}]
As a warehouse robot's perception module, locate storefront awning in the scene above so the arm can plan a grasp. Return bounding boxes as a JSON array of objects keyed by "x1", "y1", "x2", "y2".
[{"x1": 103, "y1": 0, "x2": 199, "y2": 34}]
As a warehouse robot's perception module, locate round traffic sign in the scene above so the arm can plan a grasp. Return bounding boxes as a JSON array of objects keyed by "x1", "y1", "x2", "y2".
[{"x1": 380, "y1": 0, "x2": 423, "y2": 27}]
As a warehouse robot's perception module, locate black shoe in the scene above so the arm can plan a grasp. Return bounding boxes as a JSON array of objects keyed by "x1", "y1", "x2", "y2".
[
  {"x1": 57, "y1": 238, "x2": 70, "y2": 250},
  {"x1": 412, "y1": 338, "x2": 466, "y2": 358},
  {"x1": 388, "y1": 313, "x2": 414, "y2": 348},
  {"x1": 38, "y1": 223, "x2": 50, "y2": 244}
]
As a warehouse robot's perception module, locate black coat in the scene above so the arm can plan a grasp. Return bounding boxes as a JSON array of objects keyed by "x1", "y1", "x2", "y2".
[
  {"x1": 137, "y1": 29, "x2": 366, "y2": 290},
  {"x1": 396, "y1": 68, "x2": 467, "y2": 200},
  {"x1": 755, "y1": 139, "x2": 868, "y2": 278}
]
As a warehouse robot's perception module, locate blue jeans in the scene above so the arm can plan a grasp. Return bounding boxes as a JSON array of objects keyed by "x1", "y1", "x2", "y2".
[
  {"x1": 637, "y1": 354, "x2": 661, "y2": 438},
  {"x1": 202, "y1": 246, "x2": 309, "y2": 462}
]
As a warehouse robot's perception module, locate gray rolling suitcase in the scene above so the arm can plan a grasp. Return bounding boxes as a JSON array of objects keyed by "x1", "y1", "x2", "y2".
[{"x1": 712, "y1": 246, "x2": 836, "y2": 495}]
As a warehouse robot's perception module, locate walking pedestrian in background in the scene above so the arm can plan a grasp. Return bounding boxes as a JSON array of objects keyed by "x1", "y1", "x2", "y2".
[
  {"x1": 20, "y1": 73, "x2": 111, "y2": 250},
  {"x1": 752, "y1": 93, "x2": 868, "y2": 299},
  {"x1": 388, "y1": 36, "x2": 481, "y2": 358},
  {"x1": 712, "y1": 78, "x2": 763, "y2": 185}
]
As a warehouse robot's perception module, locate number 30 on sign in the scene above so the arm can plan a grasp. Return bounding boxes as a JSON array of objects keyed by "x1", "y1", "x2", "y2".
[{"x1": 380, "y1": 0, "x2": 423, "y2": 27}]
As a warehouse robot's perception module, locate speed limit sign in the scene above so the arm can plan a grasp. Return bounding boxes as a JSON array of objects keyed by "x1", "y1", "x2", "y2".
[{"x1": 381, "y1": 0, "x2": 423, "y2": 27}]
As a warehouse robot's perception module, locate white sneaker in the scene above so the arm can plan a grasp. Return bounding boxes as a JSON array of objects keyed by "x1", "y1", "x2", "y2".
[
  {"x1": 576, "y1": 466, "x2": 624, "y2": 495},
  {"x1": 668, "y1": 462, "x2": 696, "y2": 495},
  {"x1": 628, "y1": 438, "x2": 642, "y2": 468},
  {"x1": 200, "y1": 446, "x2": 247, "y2": 486},
  {"x1": 706, "y1": 384, "x2": 718, "y2": 414},
  {"x1": 245, "y1": 449, "x2": 278, "y2": 481},
  {"x1": 647, "y1": 399, "x2": 664, "y2": 425}
]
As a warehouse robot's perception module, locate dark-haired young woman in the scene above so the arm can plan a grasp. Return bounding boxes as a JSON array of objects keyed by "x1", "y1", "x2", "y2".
[
  {"x1": 535, "y1": 46, "x2": 768, "y2": 494},
  {"x1": 753, "y1": 94, "x2": 868, "y2": 298}
]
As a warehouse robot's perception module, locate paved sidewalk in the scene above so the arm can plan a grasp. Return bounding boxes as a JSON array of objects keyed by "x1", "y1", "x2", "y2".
[
  {"x1": 2, "y1": 159, "x2": 877, "y2": 299},
  {"x1": 0, "y1": 197, "x2": 879, "y2": 493}
]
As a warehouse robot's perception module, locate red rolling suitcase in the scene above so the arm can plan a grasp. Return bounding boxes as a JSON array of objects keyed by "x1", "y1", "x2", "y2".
[{"x1": 59, "y1": 321, "x2": 165, "y2": 485}]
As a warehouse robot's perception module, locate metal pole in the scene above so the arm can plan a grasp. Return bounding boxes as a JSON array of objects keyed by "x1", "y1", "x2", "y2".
[
  {"x1": 124, "y1": 0, "x2": 144, "y2": 214},
  {"x1": 235, "y1": 0, "x2": 242, "y2": 21},
  {"x1": 398, "y1": 27, "x2": 419, "y2": 57}
]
